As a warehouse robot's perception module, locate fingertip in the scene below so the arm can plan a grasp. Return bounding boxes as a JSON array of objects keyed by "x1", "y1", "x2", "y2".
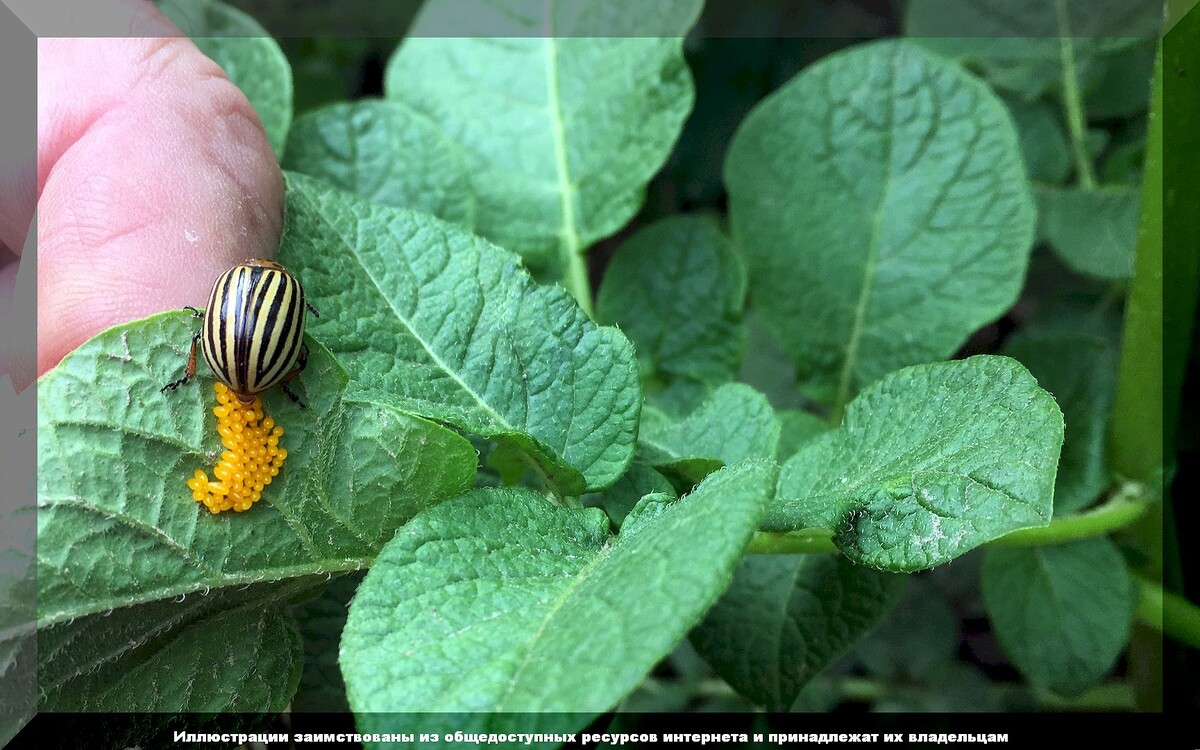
[{"x1": 37, "y1": 35, "x2": 284, "y2": 377}]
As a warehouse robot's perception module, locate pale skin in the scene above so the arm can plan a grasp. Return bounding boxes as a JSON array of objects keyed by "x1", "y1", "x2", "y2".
[{"x1": 0, "y1": 0, "x2": 284, "y2": 391}]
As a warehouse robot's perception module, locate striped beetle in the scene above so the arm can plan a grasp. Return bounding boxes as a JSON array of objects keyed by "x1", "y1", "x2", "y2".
[{"x1": 162, "y1": 259, "x2": 318, "y2": 407}]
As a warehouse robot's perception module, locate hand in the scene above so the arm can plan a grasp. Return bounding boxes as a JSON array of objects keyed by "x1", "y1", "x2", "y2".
[{"x1": 0, "y1": 0, "x2": 283, "y2": 391}]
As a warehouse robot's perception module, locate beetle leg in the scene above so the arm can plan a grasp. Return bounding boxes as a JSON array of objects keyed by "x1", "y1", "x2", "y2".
[
  {"x1": 277, "y1": 344, "x2": 309, "y2": 408},
  {"x1": 305, "y1": 301, "x2": 320, "y2": 318},
  {"x1": 184, "y1": 306, "x2": 204, "y2": 319},
  {"x1": 161, "y1": 328, "x2": 202, "y2": 393},
  {"x1": 281, "y1": 383, "x2": 307, "y2": 409}
]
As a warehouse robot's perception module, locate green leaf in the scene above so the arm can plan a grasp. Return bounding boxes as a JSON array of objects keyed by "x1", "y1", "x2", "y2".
[
  {"x1": 1086, "y1": 41, "x2": 1157, "y2": 120},
  {"x1": 727, "y1": 40, "x2": 1036, "y2": 410},
  {"x1": 690, "y1": 554, "x2": 904, "y2": 710},
  {"x1": 1037, "y1": 186, "x2": 1140, "y2": 279},
  {"x1": 776, "y1": 410, "x2": 830, "y2": 462},
  {"x1": 340, "y1": 460, "x2": 775, "y2": 720},
  {"x1": 1006, "y1": 98, "x2": 1072, "y2": 184},
  {"x1": 1020, "y1": 251, "x2": 1125, "y2": 342},
  {"x1": 1103, "y1": 137, "x2": 1147, "y2": 184},
  {"x1": 904, "y1": 2, "x2": 1157, "y2": 109},
  {"x1": 279, "y1": 172, "x2": 641, "y2": 494},
  {"x1": 874, "y1": 662, "x2": 1003, "y2": 712},
  {"x1": 639, "y1": 383, "x2": 780, "y2": 483},
  {"x1": 583, "y1": 462, "x2": 676, "y2": 528},
  {"x1": 982, "y1": 538, "x2": 1134, "y2": 697},
  {"x1": 39, "y1": 578, "x2": 318, "y2": 711},
  {"x1": 37, "y1": 313, "x2": 477, "y2": 625},
  {"x1": 289, "y1": 573, "x2": 361, "y2": 713},
  {"x1": 596, "y1": 215, "x2": 746, "y2": 385},
  {"x1": 187, "y1": 2, "x2": 293, "y2": 159},
  {"x1": 769, "y1": 356, "x2": 1064, "y2": 572},
  {"x1": 1004, "y1": 331, "x2": 1117, "y2": 513},
  {"x1": 646, "y1": 377, "x2": 714, "y2": 419},
  {"x1": 384, "y1": 0, "x2": 701, "y2": 275},
  {"x1": 282, "y1": 100, "x2": 475, "y2": 227}
]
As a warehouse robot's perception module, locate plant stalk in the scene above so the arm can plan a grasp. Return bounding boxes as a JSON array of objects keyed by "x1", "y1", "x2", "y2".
[
  {"x1": 1134, "y1": 575, "x2": 1200, "y2": 651},
  {"x1": 749, "y1": 484, "x2": 1150, "y2": 556},
  {"x1": 986, "y1": 483, "x2": 1149, "y2": 547},
  {"x1": 1055, "y1": 0, "x2": 1097, "y2": 189}
]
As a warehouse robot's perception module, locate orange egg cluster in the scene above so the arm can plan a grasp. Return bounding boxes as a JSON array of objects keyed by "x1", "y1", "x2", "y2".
[{"x1": 186, "y1": 382, "x2": 287, "y2": 514}]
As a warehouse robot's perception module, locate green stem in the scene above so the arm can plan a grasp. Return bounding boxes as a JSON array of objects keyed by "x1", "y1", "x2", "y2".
[
  {"x1": 749, "y1": 484, "x2": 1149, "y2": 556},
  {"x1": 834, "y1": 677, "x2": 889, "y2": 702},
  {"x1": 563, "y1": 248, "x2": 594, "y2": 319},
  {"x1": 1108, "y1": 40, "x2": 1173, "y2": 711},
  {"x1": 987, "y1": 482, "x2": 1148, "y2": 547},
  {"x1": 542, "y1": 27, "x2": 594, "y2": 320},
  {"x1": 1134, "y1": 575, "x2": 1200, "y2": 651},
  {"x1": 1109, "y1": 47, "x2": 1171, "y2": 486},
  {"x1": 1055, "y1": 0, "x2": 1097, "y2": 189},
  {"x1": 747, "y1": 528, "x2": 837, "y2": 555}
]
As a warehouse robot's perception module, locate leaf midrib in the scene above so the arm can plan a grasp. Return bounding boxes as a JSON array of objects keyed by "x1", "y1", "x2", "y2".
[
  {"x1": 494, "y1": 539, "x2": 614, "y2": 711},
  {"x1": 305, "y1": 193, "x2": 514, "y2": 433},
  {"x1": 545, "y1": 35, "x2": 581, "y2": 265},
  {"x1": 834, "y1": 56, "x2": 898, "y2": 417}
]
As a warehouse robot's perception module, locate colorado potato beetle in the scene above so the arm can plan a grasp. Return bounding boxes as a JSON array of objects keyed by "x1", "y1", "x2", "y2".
[{"x1": 161, "y1": 259, "x2": 318, "y2": 407}]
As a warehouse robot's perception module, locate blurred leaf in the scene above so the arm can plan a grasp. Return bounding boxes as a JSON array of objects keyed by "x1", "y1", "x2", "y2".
[
  {"x1": 646, "y1": 377, "x2": 714, "y2": 419},
  {"x1": 854, "y1": 580, "x2": 960, "y2": 681},
  {"x1": 1006, "y1": 98, "x2": 1072, "y2": 184},
  {"x1": 776, "y1": 410, "x2": 829, "y2": 462},
  {"x1": 872, "y1": 662, "x2": 1003, "y2": 712},
  {"x1": 283, "y1": 100, "x2": 475, "y2": 227},
  {"x1": 983, "y1": 538, "x2": 1134, "y2": 697},
  {"x1": 1037, "y1": 185, "x2": 1140, "y2": 279},
  {"x1": 1086, "y1": 41, "x2": 1157, "y2": 119},
  {"x1": 583, "y1": 462, "x2": 676, "y2": 528},
  {"x1": 289, "y1": 573, "x2": 363, "y2": 713},
  {"x1": 1103, "y1": 139, "x2": 1147, "y2": 184},
  {"x1": 1004, "y1": 331, "x2": 1118, "y2": 513},
  {"x1": 905, "y1": 0, "x2": 1160, "y2": 61},
  {"x1": 904, "y1": 0, "x2": 1159, "y2": 107},
  {"x1": 738, "y1": 314, "x2": 806, "y2": 411},
  {"x1": 385, "y1": 0, "x2": 702, "y2": 271},
  {"x1": 691, "y1": 554, "x2": 904, "y2": 710},
  {"x1": 597, "y1": 215, "x2": 745, "y2": 386}
]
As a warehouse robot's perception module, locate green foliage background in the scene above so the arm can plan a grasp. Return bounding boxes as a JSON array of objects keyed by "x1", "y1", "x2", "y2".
[{"x1": 19, "y1": 0, "x2": 1200, "y2": 739}]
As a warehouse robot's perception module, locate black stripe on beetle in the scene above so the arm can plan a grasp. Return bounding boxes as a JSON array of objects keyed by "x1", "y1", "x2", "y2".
[{"x1": 162, "y1": 259, "x2": 317, "y2": 408}]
